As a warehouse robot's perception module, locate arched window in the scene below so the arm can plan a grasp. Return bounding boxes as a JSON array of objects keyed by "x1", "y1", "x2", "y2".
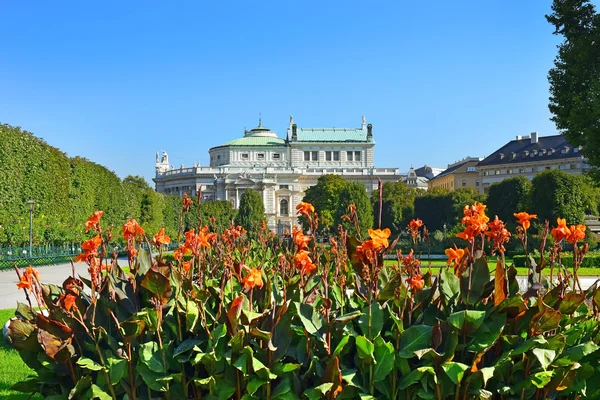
[{"x1": 280, "y1": 199, "x2": 289, "y2": 216}]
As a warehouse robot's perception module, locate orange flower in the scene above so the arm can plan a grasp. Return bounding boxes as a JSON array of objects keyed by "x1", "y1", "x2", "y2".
[
  {"x1": 368, "y1": 228, "x2": 391, "y2": 249},
  {"x1": 152, "y1": 228, "x2": 171, "y2": 248},
  {"x1": 514, "y1": 212, "x2": 537, "y2": 231},
  {"x1": 551, "y1": 218, "x2": 571, "y2": 242},
  {"x1": 409, "y1": 219, "x2": 423, "y2": 231},
  {"x1": 182, "y1": 192, "x2": 194, "y2": 211},
  {"x1": 243, "y1": 267, "x2": 264, "y2": 290},
  {"x1": 16, "y1": 275, "x2": 32, "y2": 290},
  {"x1": 24, "y1": 266, "x2": 40, "y2": 283},
  {"x1": 460, "y1": 202, "x2": 489, "y2": 238},
  {"x1": 182, "y1": 260, "x2": 192, "y2": 272},
  {"x1": 445, "y1": 247, "x2": 466, "y2": 264},
  {"x1": 85, "y1": 210, "x2": 104, "y2": 233},
  {"x1": 485, "y1": 216, "x2": 511, "y2": 254},
  {"x1": 406, "y1": 275, "x2": 424, "y2": 291},
  {"x1": 294, "y1": 250, "x2": 316, "y2": 275},
  {"x1": 296, "y1": 202, "x2": 315, "y2": 217},
  {"x1": 566, "y1": 224, "x2": 586, "y2": 244},
  {"x1": 293, "y1": 228, "x2": 311, "y2": 250},
  {"x1": 123, "y1": 219, "x2": 144, "y2": 241},
  {"x1": 456, "y1": 226, "x2": 476, "y2": 241},
  {"x1": 59, "y1": 293, "x2": 77, "y2": 311},
  {"x1": 76, "y1": 234, "x2": 103, "y2": 263}
]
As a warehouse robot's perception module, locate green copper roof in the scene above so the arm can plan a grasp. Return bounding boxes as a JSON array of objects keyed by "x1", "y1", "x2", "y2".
[
  {"x1": 220, "y1": 136, "x2": 286, "y2": 147},
  {"x1": 296, "y1": 128, "x2": 369, "y2": 142}
]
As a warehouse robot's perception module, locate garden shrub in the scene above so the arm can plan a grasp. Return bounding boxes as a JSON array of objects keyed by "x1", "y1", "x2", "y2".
[{"x1": 6, "y1": 200, "x2": 600, "y2": 399}]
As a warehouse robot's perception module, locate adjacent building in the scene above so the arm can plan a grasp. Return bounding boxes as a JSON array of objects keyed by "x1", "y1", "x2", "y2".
[
  {"x1": 153, "y1": 116, "x2": 403, "y2": 233},
  {"x1": 427, "y1": 157, "x2": 482, "y2": 191},
  {"x1": 477, "y1": 132, "x2": 588, "y2": 193}
]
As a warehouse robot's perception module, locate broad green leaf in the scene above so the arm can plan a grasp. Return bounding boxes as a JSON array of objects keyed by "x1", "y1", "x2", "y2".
[
  {"x1": 252, "y1": 356, "x2": 277, "y2": 380},
  {"x1": 373, "y1": 336, "x2": 395, "y2": 382},
  {"x1": 398, "y1": 325, "x2": 432, "y2": 358},
  {"x1": 77, "y1": 357, "x2": 105, "y2": 371},
  {"x1": 295, "y1": 302, "x2": 324, "y2": 337},
  {"x1": 554, "y1": 341, "x2": 600, "y2": 366},
  {"x1": 529, "y1": 371, "x2": 554, "y2": 388},
  {"x1": 107, "y1": 357, "x2": 126, "y2": 385},
  {"x1": 447, "y1": 310, "x2": 485, "y2": 333},
  {"x1": 90, "y1": 384, "x2": 112, "y2": 400},
  {"x1": 442, "y1": 362, "x2": 468, "y2": 384},
  {"x1": 461, "y1": 257, "x2": 490, "y2": 304},
  {"x1": 512, "y1": 335, "x2": 547, "y2": 356},
  {"x1": 136, "y1": 248, "x2": 152, "y2": 278},
  {"x1": 532, "y1": 348, "x2": 555, "y2": 370},
  {"x1": 174, "y1": 338, "x2": 202, "y2": 357},
  {"x1": 398, "y1": 366, "x2": 435, "y2": 389},
  {"x1": 558, "y1": 293, "x2": 585, "y2": 314},
  {"x1": 247, "y1": 378, "x2": 268, "y2": 395},
  {"x1": 355, "y1": 336, "x2": 375, "y2": 363},
  {"x1": 141, "y1": 269, "x2": 171, "y2": 303},
  {"x1": 468, "y1": 313, "x2": 506, "y2": 352},
  {"x1": 335, "y1": 310, "x2": 363, "y2": 323},
  {"x1": 439, "y1": 267, "x2": 460, "y2": 303},
  {"x1": 233, "y1": 353, "x2": 248, "y2": 374},
  {"x1": 140, "y1": 341, "x2": 166, "y2": 373},
  {"x1": 186, "y1": 298, "x2": 199, "y2": 331},
  {"x1": 333, "y1": 335, "x2": 350, "y2": 357},
  {"x1": 357, "y1": 302, "x2": 384, "y2": 339}
]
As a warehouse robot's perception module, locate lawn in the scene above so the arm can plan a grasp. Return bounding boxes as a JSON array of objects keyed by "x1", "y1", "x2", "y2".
[
  {"x1": 383, "y1": 259, "x2": 600, "y2": 277},
  {"x1": 0, "y1": 309, "x2": 42, "y2": 400}
]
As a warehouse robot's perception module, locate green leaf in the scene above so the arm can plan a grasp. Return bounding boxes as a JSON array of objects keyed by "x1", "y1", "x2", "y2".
[
  {"x1": 461, "y1": 257, "x2": 490, "y2": 304},
  {"x1": 468, "y1": 313, "x2": 506, "y2": 352},
  {"x1": 511, "y1": 335, "x2": 547, "y2": 356},
  {"x1": 554, "y1": 341, "x2": 600, "y2": 366},
  {"x1": 295, "y1": 302, "x2": 325, "y2": 337},
  {"x1": 442, "y1": 362, "x2": 468, "y2": 385},
  {"x1": 233, "y1": 353, "x2": 248, "y2": 374},
  {"x1": 373, "y1": 336, "x2": 395, "y2": 382},
  {"x1": 398, "y1": 325, "x2": 432, "y2": 358},
  {"x1": 141, "y1": 269, "x2": 171, "y2": 303},
  {"x1": 247, "y1": 378, "x2": 268, "y2": 395},
  {"x1": 355, "y1": 336, "x2": 375, "y2": 363},
  {"x1": 174, "y1": 338, "x2": 202, "y2": 357},
  {"x1": 76, "y1": 357, "x2": 105, "y2": 371},
  {"x1": 529, "y1": 371, "x2": 554, "y2": 389},
  {"x1": 447, "y1": 310, "x2": 486, "y2": 333},
  {"x1": 335, "y1": 310, "x2": 363, "y2": 323},
  {"x1": 186, "y1": 298, "x2": 199, "y2": 331},
  {"x1": 136, "y1": 247, "x2": 152, "y2": 278},
  {"x1": 140, "y1": 341, "x2": 166, "y2": 373},
  {"x1": 558, "y1": 293, "x2": 585, "y2": 314},
  {"x1": 398, "y1": 366, "x2": 435, "y2": 389},
  {"x1": 439, "y1": 267, "x2": 461, "y2": 303},
  {"x1": 357, "y1": 302, "x2": 384, "y2": 339},
  {"x1": 252, "y1": 356, "x2": 277, "y2": 380},
  {"x1": 107, "y1": 357, "x2": 126, "y2": 385},
  {"x1": 90, "y1": 384, "x2": 112, "y2": 400},
  {"x1": 333, "y1": 335, "x2": 350, "y2": 357},
  {"x1": 532, "y1": 348, "x2": 556, "y2": 370}
]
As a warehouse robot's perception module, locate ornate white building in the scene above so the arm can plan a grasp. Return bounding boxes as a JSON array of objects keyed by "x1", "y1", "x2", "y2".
[{"x1": 154, "y1": 116, "x2": 403, "y2": 233}]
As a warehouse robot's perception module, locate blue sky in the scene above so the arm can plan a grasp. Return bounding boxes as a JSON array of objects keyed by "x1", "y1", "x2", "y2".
[{"x1": 0, "y1": 1, "x2": 581, "y2": 184}]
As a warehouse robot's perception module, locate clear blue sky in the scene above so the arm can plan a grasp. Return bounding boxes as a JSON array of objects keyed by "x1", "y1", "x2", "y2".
[{"x1": 0, "y1": 1, "x2": 582, "y2": 184}]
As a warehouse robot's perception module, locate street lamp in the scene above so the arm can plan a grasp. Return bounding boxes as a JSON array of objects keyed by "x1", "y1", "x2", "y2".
[
  {"x1": 443, "y1": 223, "x2": 447, "y2": 241},
  {"x1": 26, "y1": 199, "x2": 36, "y2": 257}
]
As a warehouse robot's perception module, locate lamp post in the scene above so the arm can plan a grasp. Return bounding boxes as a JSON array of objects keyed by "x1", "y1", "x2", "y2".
[
  {"x1": 27, "y1": 199, "x2": 36, "y2": 257},
  {"x1": 443, "y1": 223, "x2": 447, "y2": 242}
]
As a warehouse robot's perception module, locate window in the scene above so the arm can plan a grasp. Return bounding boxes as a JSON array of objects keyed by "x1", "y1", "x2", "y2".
[
  {"x1": 312, "y1": 151, "x2": 318, "y2": 161},
  {"x1": 570, "y1": 164, "x2": 577, "y2": 169},
  {"x1": 333, "y1": 151, "x2": 340, "y2": 161},
  {"x1": 273, "y1": 153, "x2": 281, "y2": 160},
  {"x1": 304, "y1": 151, "x2": 310, "y2": 161},
  {"x1": 519, "y1": 168, "x2": 524, "y2": 173},
  {"x1": 257, "y1": 153, "x2": 265, "y2": 160},
  {"x1": 495, "y1": 170, "x2": 500, "y2": 175},
  {"x1": 466, "y1": 166, "x2": 476, "y2": 172},
  {"x1": 462, "y1": 180, "x2": 467, "y2": 187},
  {"x1": 326, "y1": 151, "x2": 332, "y2": 161},
  {"x1": 347, "y1": 151, "x2": 353, "y2": 161},
  {"x1": 217, "y1": 155, "x2": 221, "y2": 160},
  {"x1": 574, "y1": 147, "x2": 580, "y2": 153},
  {"x1": 476, "y1": 180, "x2": 480, "y2": 187},
  {"x1": 355, "y1": 151, "x2": 361, "y2": 161},
  {"x1": 280, "y1": 199, "x2": 289, "y2": 216},
  {"x1": 559, "y1": 165, "x2": 566, "y2": 170},
  {"x1": 241, "y1": 153, "x2": 249, "y2": 160},
  {"x1": 546, "y1": 166, "x2": 551, "y2": 170},
  {"x1": 279, "y1": 185, "x2": 289, "y2": 190},
  {"x1": 483, "y1": 171, "x2": 489, "y2": 176}
]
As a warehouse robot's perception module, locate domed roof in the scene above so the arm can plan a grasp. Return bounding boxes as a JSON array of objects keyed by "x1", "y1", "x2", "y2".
[{"x1": 212, "y1": 116, "x2": 286, "y2": 148}]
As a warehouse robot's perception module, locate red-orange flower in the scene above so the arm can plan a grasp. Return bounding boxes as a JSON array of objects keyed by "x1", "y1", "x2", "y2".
[
  {"x1": 445, "y1": 247, "x2": 466, "y2": 264},
  {"x1": 551, "y1": 218, "x2": 571, "y2": 242},
  {"x1": 406, "y1": 275, "x2": 424, "y2": 291},
  {"x1": 456, "y1": 226, "x2": 476, "y2": 242},
  {"x1": 566, "y1": 224, "x2": 586, "y2": 244},
  {"x1": 182, "y1": 192, "x2": 194, "y2": 211},
  {"x1": 123, "y1": 219, "x2": 144, "y2": 241},
  {"x1": 485, "y1": 216, "x2": 511, "y2": 254},
  {"x1": 85, "y1": 210, "x2": 104, "y2": 233},
  {"x1": 182, "y1": 260, "x2": 192, "y2": 272},
  {"x1": 294, "y1": 250, "x2": 316, "y2": 275},
  {"x1": 242, "y1": 267, "x2": 264, "y2": 290},
  {"x1": 459, "y1": 202, "x2": 489, "y2": 240},
  {"x1": 296, "y1": 202, "x2": 315, "y2": 217},
  {"x1": 17, "y1": 266, "x2": 40, "y2": 290},
  {"x1": 76, "y1": 234, "x2": 103, "y2": 263},
  {"x1": 59, "y1": 293, "x2": 77, "y2": 311},
  {"x1": 293, "y1": 227, "x2": 311, "y2": 250},
  {"x1": 368, "y1": 228, "x2": 391, "y2": 250},
  {"x1": 152, "y1": 228, "x2": 171, "y2": 248},
  {"x1": 514, "y1": 212, "x2": 537, "y2": 231},
  {"x1": 16, "y1": 275, "x2": 32, "y2": 290},
  {"x1": 409, "y1": 219, "x2": 423, "y2": 231}
]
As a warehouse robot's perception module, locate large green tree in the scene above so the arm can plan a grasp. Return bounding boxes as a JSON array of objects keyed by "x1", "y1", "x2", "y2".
[
  {"x1": 302, "y1": 175, "x2": 347, "y2": 231},
  {"x1": 372, "y1": 181, "x2": 417, "y2": 234},
  {"x1": 413, "y1": 187, "x2": 485, "y2": 232},
  {"x1": 487, "y1": 176, "x2": 532, "y2": 229},
  {"x1": 234, "y1": 190, "x2": 265, "y2": 234},
  {"x1": 530, "y1": 170, "x2": 588, "y2": 224},
  {"x1": 547, "y1": 0, "x2": 600, "y2": 172},
  {"x1": 334, "y1": 181, "x2": 373, "y2": 238},
  {"x1": 200, "y1": 200, "x2": 236, "y2": 233}
]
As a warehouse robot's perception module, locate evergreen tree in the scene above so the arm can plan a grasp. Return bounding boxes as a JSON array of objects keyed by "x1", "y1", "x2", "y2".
[{"x1": 234, "y1": 190, "x2": 265, "y2": 234}]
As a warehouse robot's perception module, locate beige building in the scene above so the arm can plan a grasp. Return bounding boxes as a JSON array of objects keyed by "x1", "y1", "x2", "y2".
[
  {"x1": 477, "y1": 133, "x2": 588, "y2": 193},
  {"x1": 427, "y1": 157, "x2": 482, "y2": 191}
]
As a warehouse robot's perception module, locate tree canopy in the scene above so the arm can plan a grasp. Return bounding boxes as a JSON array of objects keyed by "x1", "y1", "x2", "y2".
[
  {"x1": 301, "y1": 175, "x2": 348, "y2": 232},
  {"x1": 530, "y1": 170, "x2": 589, "y2": 224},
  {"x1": 487, "y1": 176, "x2": 532, "y2": 229},
  {"x1": 235, "y1": 190, "x2": 265, "y2": 234},
  {"x1": 372, "y1": 181, "x2": 417, "y2": 234}
]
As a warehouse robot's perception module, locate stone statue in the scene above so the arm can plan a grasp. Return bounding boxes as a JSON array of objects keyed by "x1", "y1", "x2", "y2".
[
  {"x1": 161, "y1": 151, "x2": 169, "y2": 164},
  {"x1": 180, "y1": 164, "x2": 184, "y2": 169},
  {"x1": 156, "y1": 152, "x2": 159, "y2": 163},
  {"x1": 289, "y1": 115, "x2": 294, "y2": 125}
]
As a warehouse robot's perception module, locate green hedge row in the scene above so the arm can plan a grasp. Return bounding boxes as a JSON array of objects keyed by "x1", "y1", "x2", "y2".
[{"x1": 513, "y1": 253, "x2": 600, "y2": 268}]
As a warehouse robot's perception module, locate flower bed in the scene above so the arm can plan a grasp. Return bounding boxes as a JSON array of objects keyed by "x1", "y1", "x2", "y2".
[{"x1": 5, "y1": 200, "x2": 600, "y2": 399}]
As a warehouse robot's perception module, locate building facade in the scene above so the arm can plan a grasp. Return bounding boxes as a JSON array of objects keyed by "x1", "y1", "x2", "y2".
[
  {"x1": 154, "y1": 116, "x2": 402, "y2": 233},
  {"x1": 477, "y1": 133, "x2": 588, "y2": 193},
  {"x1": 428, "y1": 157, "x2": 482, "y2": 191}
]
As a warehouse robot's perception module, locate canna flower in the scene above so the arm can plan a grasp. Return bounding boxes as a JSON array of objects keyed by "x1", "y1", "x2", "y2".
[
  {"x1": 485, "y1": 216, "x2": 511, "y2": 254},
  {"x1": 514, "y1": 212, "x2": 537, "y2": 231},
  {"x1": 445, "y1": 247, "x2": 466, "y2": 264},
  {"x1": 368, "y1": 228, "x2": 391, "y2": 250},
  {"x1": 242, "y1": 267, "x2": 264, "y2": 290},
  {"x1": 59, "y1": 293, "x2": 77, "y2": 311},
  {"x1": 460, "y1": 202, "x2": 489, "y2": 239},
  {"x1": 456, "y1": 226, "x2": 476, "y2": 242},
  {"x1": 566, "y1": 224, "x2": 586, "y2": 244},
  {"x1": 152, "y1": 228, "x2": 171, "y2": 248},
  {"x1": 182, "y1": 260, "x2": 192, "y2": 272},
  {"x1": 296, "y1": 202, "x2": 315, "y2": 217},
  {"x1": 294, "y1": 250, "x2": 316, "y2": 275},
  {"x1": 409, "y1": 219, "x2": 423, "y2": 231},
  {"x1": 85, "y1": 210, "x2": 104, "y2": 233},
  {"x1": 16, "y1": 275, "x2": 32, "y2": 290},
  {"x1": 293, "y1": 228, "x2": 311, "y2": 250},
  {"x1": 182, "y1": 192, "x2": 194, "y2": 211},
  {"x1": 551, "y1": 218, "x2": 571, "y2": 242},
  {"x1": 406, "y1": 275, "x2": 424, "y2": 291},
  {"x1": 123, "y1": 219, "x2": 144, "y2": 241}
]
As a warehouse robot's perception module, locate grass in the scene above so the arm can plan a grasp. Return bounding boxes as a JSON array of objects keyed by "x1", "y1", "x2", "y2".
[
  {"x1": 0, "y1": 309, "x2": 42, "y2": 400},
  {"x1": 383, "y1": 259, "x2": 600, "y2": 277}
]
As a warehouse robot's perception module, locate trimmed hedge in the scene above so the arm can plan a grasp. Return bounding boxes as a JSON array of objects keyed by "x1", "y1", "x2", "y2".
[{"x1": 513, "y1": 252, "x2": 600, "y2": 268}]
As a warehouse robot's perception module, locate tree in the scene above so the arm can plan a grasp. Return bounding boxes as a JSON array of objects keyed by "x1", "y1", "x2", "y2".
[
  {"x1": 235, "y1": 190, "x2": 265, "y2": 234},
  {"x1": 200, "y1": 200, "x2": 236, "y2": 233},
  {"x1": 487, "y1": 177, "x2": 532, "y2": 229},
  {"x1": 372, "y1": 181, "x2": 417, "y2": 234},
  {"x1": 530, "y1": 170, "x2": 588, "y2": 224},
  {"x1": 413, "y1": 188, "x2": 485, "y2": 232},
  {"x1": 302, "y1": 175, "x2": 348, "y2": 232},
  {"x1": 334, "y1": 182, "x2": 373, "y2": 238},
  {"x1": 547, "y1": 0, "x2": 600, "y2": 173}
]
